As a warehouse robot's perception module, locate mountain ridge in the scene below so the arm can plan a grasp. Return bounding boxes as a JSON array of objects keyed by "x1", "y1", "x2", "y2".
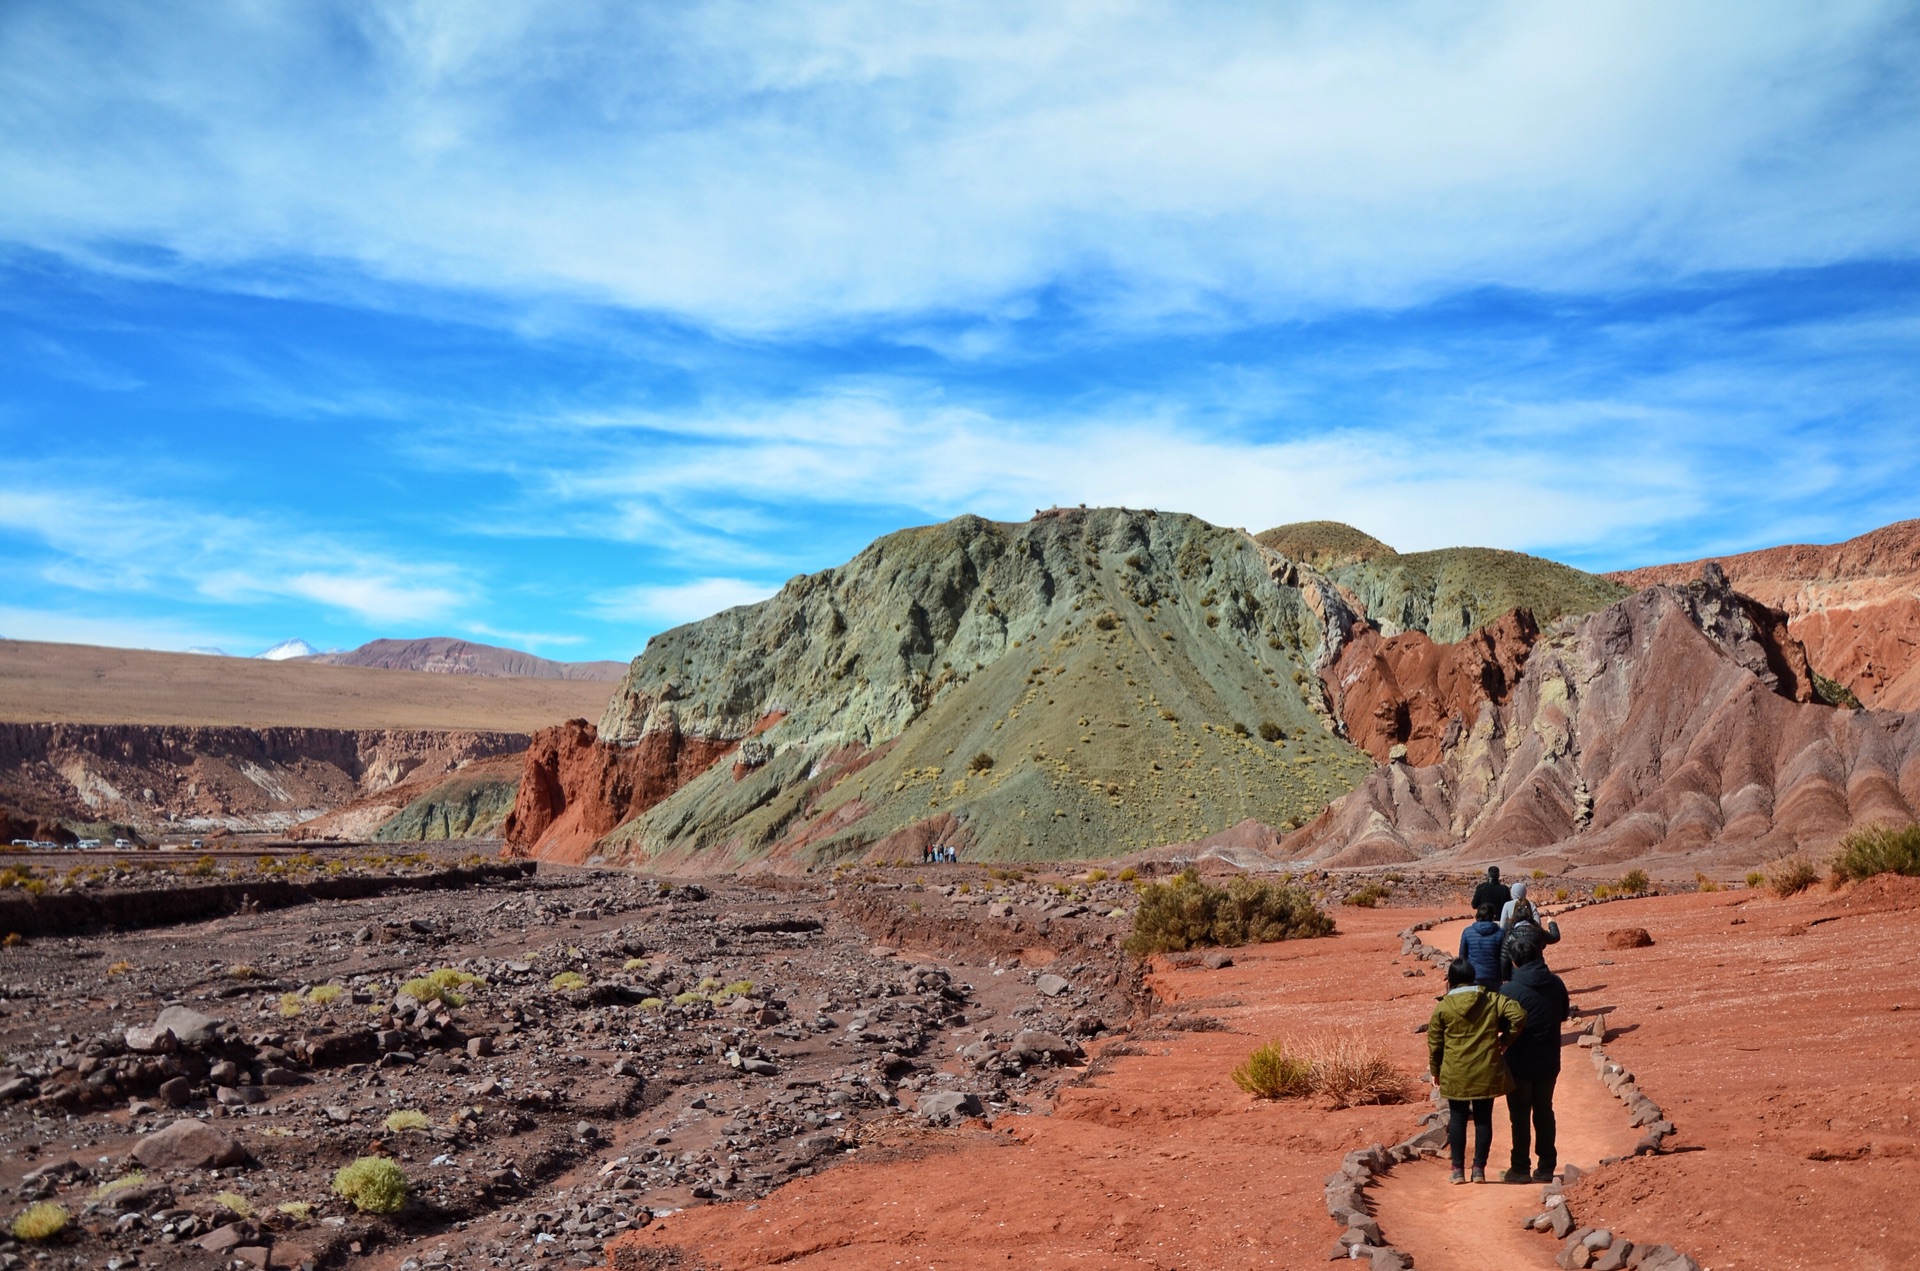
[{"x1": 505, "y1": 509, "x2": 1630, "y2": 870}]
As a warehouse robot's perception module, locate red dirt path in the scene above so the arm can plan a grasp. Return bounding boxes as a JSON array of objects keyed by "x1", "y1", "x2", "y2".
[{"x1": 609, "y1": 883, "x2": 1920, "y2": 1271}]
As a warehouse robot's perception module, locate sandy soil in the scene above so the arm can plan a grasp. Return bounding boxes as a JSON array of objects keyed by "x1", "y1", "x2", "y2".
[
  {"x1": 613, "y1": 881, "x2": 1920, "y2": 1271},
  {"x1": 0, "y1": 639, "x2": 617, "y2": 729},
  {"x1": 1555, "y1": 879, "x2": 1920, "y2": 1270},
  {"x1": 608, "y1": 910, "x2": 1433, "y2": 1270}
]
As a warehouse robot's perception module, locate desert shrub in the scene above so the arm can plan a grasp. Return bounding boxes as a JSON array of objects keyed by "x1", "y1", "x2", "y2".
[
  {"x1": 213, "y1": 1192, "x2": 253, "y2": 1218},
  {"x1": 1617, "y1": 868, "x2": 1650, "y2": 895},
  {"x1": 10, "y1": 1202, "x2": 68, "y2": 1241},
  {"x1": 306, "y1": 983, "x2": 345, "y2": 1006},
  {"x1": 277, "y1": 1201, "x2": 312, "y2": 1220},
  {"x1": 1767, "y1": 857, "x2": 1820, "y2": 898},
  {"x1": 639, "y1": 997, "x2": 665, "y2": 1010},
  {"x1": 404, "y1": 968, "x2": 483, "y2": 1007},
  {"x1": 1231, "y1": 1035, "x2": 1411, "y2": 1107},
  {"x1": 92, "y1": 1173, "x2": 145, "y2": 1199},
  {"x1": 966, "y1": 751, "x2": 995, "y2": 774},
  {"x1": 333, "y1": 1157, "x2": 407, "y2": 1214},
  {"x1": 1085, "y1": 869, "x2": 1108, "y2": 883},
  {"x1": 383, "y1": 1109, "x2": 430, "y2": 1133},
  {"x1": 1232, "y1": 1042, "x2": 1314, "y2": 1099},
  {"x1": 1230, "y1": 721, "x2": 1249, "y2": 736},
  {"x1": 624, "y1": 957, "x2": 649, "y2": 971},
  {"x1": 1593, "y1": 884, "x2": 1613, "y2": 900},
  {"x1": 278, "y1": 993, "x2": 304, "y2": 1018},
  {"x1": 1158, "y1": 708, "x2": 1177, "y2": 720},
  {"x1": 1746, "y1": 871, "x2": 1766, "y2": 888},
  {"x1": 1094, "y1": 611, "x2": 1119, "y2": 630},
  {"x1": 1695, "y1": 872, "x2": 1722, "y2": 893},
  {"x1": 549, "y1": 971, "x2": 589, "y2": 992},
  {"x1": 1553, "y1": 888, "x2": 1569, "y2": 902},
  {"x1": 1832, "y1": 822, "x2": 1920, "y2": 882},
  {"x1": 1126, "y1": 869, "x2": 1334, "y2": 955},
  {"x1": 1117, "y1": 867, "x2": 1138, "y2": 882},
  {"x1": 1343, "y1": 882, "x2": 1388, "y2": 909},
  {"x1": 1530, "y1": 869, "x2": 1546, "y2": 881},
  {"x1": 1258, "y1": 721, "x2": 1283, "y2": 742},
  {"x1": 1, "y1": 932, "x2": 20, "y2": 948},
  {"x1": 1304, "y1": 1034, "x2": 1414, "y2": 1109},
  {"x1": 228, "y1": 964, "x2": 257, "y2": 980}
]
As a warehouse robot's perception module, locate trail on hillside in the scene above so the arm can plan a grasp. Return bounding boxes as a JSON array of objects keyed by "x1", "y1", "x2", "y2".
[{"x1": 1367, "y1": 917, "x2": 1640, "y2": 1269}]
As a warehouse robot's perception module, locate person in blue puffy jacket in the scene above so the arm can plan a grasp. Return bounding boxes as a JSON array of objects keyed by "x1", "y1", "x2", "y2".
[{"x1": 1457, "y1": 903, "x2": 1505, "y2": 988}]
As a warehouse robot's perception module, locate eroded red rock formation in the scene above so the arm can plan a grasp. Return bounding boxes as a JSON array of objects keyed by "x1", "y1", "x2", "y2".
[
  {"x1": 501, "y1": 718, "x2": 741, "y2": 864},
  {"x1": 1609, "y1": 520, "x2": 1920, "y2": 709},
  {"x1": 1325, "y1": 609, "x2": 1540, "y2": 765},
  {"x1": 1284, "y1": 576, "x2": 1910, "y2": 873}
]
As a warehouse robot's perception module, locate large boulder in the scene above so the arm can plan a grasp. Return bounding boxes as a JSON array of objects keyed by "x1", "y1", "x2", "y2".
[
  {"x1": 917, "y1": 1091, "x2": 984, "y2": 1125},
  {"x1": 129, "y1": 1119, "x2": 247, "y2": 1170},
  {"x1": 153, "y1": 1007, "x2": 224, "y2": 1047},
  {"x1": 1008, "y1": 1031, "x2": 1079, "y2": 1067}
]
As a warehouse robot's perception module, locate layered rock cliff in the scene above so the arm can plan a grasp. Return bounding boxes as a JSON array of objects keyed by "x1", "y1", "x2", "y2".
[
  {"x1": 0, "y1": 724, "x2": 526, "y2": 836},
  {"x1": 507, "y1": 510, "x2": 1630, "y2": 868},
  {"x1": 1282, "y1": 574, "x2": 1912, "y2": 873},
  {"x1": 1608, "y1": 519, "x2": 1920, "y2": 710}
]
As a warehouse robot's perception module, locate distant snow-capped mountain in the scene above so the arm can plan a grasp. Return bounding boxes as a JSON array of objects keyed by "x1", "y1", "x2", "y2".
[
  {"x1": 185, "y1": 646, "x2": 230, "y2": 657},
  {"x1": 254, "y1": 638, "x2": 320, "y2": 661}
]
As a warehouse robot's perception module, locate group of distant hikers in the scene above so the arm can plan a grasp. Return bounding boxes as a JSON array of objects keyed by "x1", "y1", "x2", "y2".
[
  {"x1": 920, "y1": 843, "x2": 959, "y2": 864},
  {"x1": 1426, "y1": 865, "x2": 1572, "y2": 1185}
]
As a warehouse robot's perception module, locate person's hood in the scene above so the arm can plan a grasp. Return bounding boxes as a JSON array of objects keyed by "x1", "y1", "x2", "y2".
[{"x1": 1511, "y1": 880, "x2": 1528, "y2": 900}]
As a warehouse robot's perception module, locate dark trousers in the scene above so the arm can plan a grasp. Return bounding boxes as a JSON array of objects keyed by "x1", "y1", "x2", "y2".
[
  {"x1": 1507, "y1": 1072, "x2": 1559, "y2": 1175},
  {"x1": 1447, "y1": 1098, "x2": 1494, "y2": 1171}
]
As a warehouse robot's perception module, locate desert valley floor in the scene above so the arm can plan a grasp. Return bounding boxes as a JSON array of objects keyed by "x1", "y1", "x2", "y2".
[{"x1": 2, "y1": 849, "x2": 1913, "y2": 1271}]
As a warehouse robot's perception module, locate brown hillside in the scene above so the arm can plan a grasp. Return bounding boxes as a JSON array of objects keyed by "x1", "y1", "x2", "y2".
[
  {"x1": 0, "y1": 639, "x2": 616, "y2": 730},
  {"x1": 307, "y1": 636, "x2": 626, "y2": 681},
  {"x1": 1608, "y1": 519, "x2": 1920, "y2": 709}
]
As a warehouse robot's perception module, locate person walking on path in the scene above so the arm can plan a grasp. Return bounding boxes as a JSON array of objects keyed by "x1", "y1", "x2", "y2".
[
  {"x1": 1428, "y1": 957, "x2": 1529, "y2": 1184},
  {"x1": 1497, "y1": 880, "x2": 1562, "y2": 982},
  {"x1": 1498, "y1": 926, "x2": 1571, "y2": 1183},
  {"x1": 1471, "y1": 866, "x2": 1511, "y2": 913},
  {"x1": 1457, "y1": 903, "x2": 1506, "y2": 989}
]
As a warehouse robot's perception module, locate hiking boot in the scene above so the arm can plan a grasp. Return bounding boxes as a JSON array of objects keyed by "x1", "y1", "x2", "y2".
[
  {"x1": 1469, "y1": 1168, "x2": 1486, "y2": 1183},
  {"x1": 1501, "y1": 1168, "x2": 1532, "y2": 1184},
  {"x1": 1533, "y1": 1169, "x2": 1557, "y2": 1183},
  {"x1": 1449, "y1": 1170, "x2": 1466, "y2": 1185}
]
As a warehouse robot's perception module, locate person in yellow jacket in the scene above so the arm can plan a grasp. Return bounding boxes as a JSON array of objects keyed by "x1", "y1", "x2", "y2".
[{"x1": 1427, "y1": 956, "x2": 1528, "y2": 1183}]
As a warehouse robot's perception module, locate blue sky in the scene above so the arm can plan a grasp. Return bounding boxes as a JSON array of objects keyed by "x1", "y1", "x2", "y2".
[{"x1": 2, "y1": 2, "x2": 1918, "y2": 663}]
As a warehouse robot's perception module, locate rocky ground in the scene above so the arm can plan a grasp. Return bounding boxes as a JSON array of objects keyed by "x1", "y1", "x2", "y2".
[{"x1": 0, "y1": 850, "x2": 1153, "y2": 1271}]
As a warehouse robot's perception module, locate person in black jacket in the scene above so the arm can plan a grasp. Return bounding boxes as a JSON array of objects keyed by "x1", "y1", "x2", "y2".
[
  {"x1": 1471, "y1": 866, "x2": 1511, "y2": 913},
  {"x1": 1498, "y1": 924, "x2": 1571, "y2": 1182}
]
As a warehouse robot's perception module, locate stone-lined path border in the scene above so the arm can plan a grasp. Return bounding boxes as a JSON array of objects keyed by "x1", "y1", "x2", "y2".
[{"x1": 1313, "y1": 916, "x2": 1705, "y2": 1270}]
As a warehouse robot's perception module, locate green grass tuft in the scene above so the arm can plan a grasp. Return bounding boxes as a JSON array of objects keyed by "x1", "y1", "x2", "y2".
[
  {"x1": 1832, "y1": 822, "x2": 1920, "y2": 882},
  {"x1": 333, "y1": 1157, "x2": 408, "y2": 1214},
  {"x1": 10, "y1": 1202, "x2": 68, "y2": 1241}
]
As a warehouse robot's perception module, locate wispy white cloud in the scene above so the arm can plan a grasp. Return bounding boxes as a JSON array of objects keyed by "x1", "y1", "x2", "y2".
[
  {"x1": 0, "y1": 604, "x2": 246, "y2": 654},
  {"x1": 2, "y1": 2, "x2": 1915, "y2": 331},
  {"x1": 460, "y1": 623, "x2": 590, "y2": 651},
  {"x1": 593, "y1": 578, "x2": 780, "y2": 627},
  {"x1": 0, "y1": 475, "x2": 470, "y2": 625}
]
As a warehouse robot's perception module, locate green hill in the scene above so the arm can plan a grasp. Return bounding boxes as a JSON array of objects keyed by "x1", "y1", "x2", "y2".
[{"x1": 581, "y1": 510, "x2": 1630, "y2": 868}]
